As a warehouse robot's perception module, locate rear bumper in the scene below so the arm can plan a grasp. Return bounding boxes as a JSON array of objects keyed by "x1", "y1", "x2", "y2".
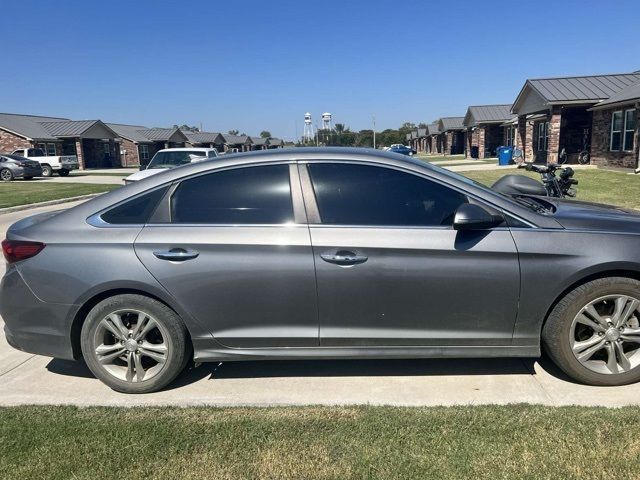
[
  {"x1": 58, "y1": 163, "x2": 79, "y2": 171},
  {"x1": 0, "y1": 266, "x2": 78, "y2": 360}
]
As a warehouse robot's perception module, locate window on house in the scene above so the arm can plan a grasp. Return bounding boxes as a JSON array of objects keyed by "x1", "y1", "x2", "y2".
[
  {"x1": 139, "y1": 145, "x2": 150, "y2": 161},
  {"x1": 46, "y1": 143, "x2": 57, "y2": 156},
  {"x1": 623, "y1": 109, "x2": 636, "y2": 152},
  {"x1": 537, "y1": 122, "x2": 549, "y2": 151},
  {"x1": 610, "y1": 111, "x2": 623, "y2": 151},
  {"x1": 103, "y1": 142, "x2": 111, "y2": 156}
]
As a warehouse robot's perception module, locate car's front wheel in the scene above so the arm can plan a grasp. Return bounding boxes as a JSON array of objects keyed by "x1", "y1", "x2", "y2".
[
  {"x1": 0, "y1": 168, "x2": 14, "y2": 182},
  {"x1": 543, "y1": 277, "x2": 640, "y2": 386},
  {"x1": 80, "y1": 294, "x2": 190, "y2": 393}
]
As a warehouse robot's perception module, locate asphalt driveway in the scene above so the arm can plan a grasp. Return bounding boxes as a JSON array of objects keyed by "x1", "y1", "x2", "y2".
[{"x1": 2, "y1": 202, "x2": 640, "y2": 407}]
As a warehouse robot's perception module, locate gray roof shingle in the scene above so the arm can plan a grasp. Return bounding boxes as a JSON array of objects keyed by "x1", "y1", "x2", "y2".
[
  {"x1": 106, "y1": 123, "x2": 152, "y2": 143},
  {"x1": 464, "y1": 105, "x2": 515, "y2": 126},
  {"x1": 184, "y1": 131, "x2": 224, "y2": 144}
]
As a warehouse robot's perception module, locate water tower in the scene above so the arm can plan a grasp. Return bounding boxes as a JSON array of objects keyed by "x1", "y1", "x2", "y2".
[
  {"x1": 303, "y1": 112, "x2": 314, "y2": 142},
  {"x1": 322, "y1": 112, "x2": 333, "y2": 131}
]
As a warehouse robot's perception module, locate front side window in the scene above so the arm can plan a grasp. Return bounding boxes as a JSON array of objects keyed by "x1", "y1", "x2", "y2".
[
  {"x1": 624, "y1": 109, "x2": 636, "y2": 152},
  {"x1": 308, "y1": 163, "x2": 468, "y2": 227},
  {"x1": 611, "y1": 111, "x2": 623, "y2": 151},
  {"x1": 171, "y1": 164, "x2": 293, "y2": 224}
]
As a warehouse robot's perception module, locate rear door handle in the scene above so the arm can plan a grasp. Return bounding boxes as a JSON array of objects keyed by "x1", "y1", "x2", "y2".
[
  {"x1": 320, "y1": 250, "x2": 368, "y2": 266},
  {"x1": 153, "y1": 248, "x2": 199, "y2": 262}
]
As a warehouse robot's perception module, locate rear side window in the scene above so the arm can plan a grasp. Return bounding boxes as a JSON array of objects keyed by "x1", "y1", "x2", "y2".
[
  {"x1": 101, "y1": 186, "x2": 168, "y2": 225},
  {"x1": 171, "y1": 164, "x2": 293, "y2": 224},
  {"x1": 308, "y1": 163, "x2": 468, "y2": 226}
]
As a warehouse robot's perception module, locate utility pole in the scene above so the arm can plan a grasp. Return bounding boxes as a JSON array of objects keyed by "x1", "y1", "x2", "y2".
[{"x1": 372, "y1": 114, "x2": 376, "y2": 149}]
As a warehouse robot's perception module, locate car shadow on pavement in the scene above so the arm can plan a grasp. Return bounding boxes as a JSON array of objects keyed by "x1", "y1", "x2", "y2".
[{"x1": 45, "y1": 354, "x2": 578, "y2": 392}]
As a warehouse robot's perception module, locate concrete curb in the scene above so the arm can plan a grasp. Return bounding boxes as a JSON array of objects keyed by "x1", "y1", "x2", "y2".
[{"x1": 0, "y1": 193, "x2": 103, "y2": 215}]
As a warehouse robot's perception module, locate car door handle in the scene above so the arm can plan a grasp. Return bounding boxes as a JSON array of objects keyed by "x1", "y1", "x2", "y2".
[
  {"x1": 320, "y1": 250, "x2": 368, "y2": 266},
  {"x1": 153, "y1": 248, "x2": 199, "y2": 262}
]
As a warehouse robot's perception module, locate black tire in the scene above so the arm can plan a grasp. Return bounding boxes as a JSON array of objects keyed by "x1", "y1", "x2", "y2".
[
  {"x1": 41, "y1": 164, "x2": 53, "y2": 177},
  {"x1": 0, "y1": 168, "x2": 14, "y2": 182},
  {"x1": 58, "y1": 168, "x2": 70, "y2": 177},
  {"x1": 542, "y1": 277, "x2": 640, "y2": 386},
  {"x1": 80, "y1": 294, "x2": 191, "y2": 393}
]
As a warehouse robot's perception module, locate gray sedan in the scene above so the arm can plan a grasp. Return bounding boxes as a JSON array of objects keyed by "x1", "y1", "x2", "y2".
[
  {"x1": 3, "y1": 148, "x2": 640, "y2": 393},
  {"x1": 0, "y1": 154, "x2": 43, "y2": 181}
]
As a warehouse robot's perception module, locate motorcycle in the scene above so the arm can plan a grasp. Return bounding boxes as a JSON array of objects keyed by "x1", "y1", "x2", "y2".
[{"x1": 491, "y1": 163, "x2": 578, "y2": 199}]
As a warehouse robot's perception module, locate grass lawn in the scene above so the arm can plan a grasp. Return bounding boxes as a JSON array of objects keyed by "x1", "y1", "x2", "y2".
[
  {"x1": 464, "y1": 168, "x2": 640, "y2": 209},
  {"x1": 0, "y1": 182, "x2": 118, "y2": 208},
  {"x1": 1, "y1": 405, "x2": 639, "y2": 479}
]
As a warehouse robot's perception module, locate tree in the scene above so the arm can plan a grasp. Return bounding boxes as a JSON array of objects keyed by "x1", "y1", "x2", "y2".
[
  {"x1": 228, "y1": 129, "x2": 239, "y2": 135},
  {"x1": 260, "y1": 131, "x2": 272, "y2": 138},
  {"x1": 173, "y1": 124, "x2": 199, "y2": 132}
]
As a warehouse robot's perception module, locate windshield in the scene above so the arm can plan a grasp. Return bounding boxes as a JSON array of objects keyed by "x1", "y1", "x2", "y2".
[{"x1": 147, "y1": 151, "x2": 207, "y2": 169}]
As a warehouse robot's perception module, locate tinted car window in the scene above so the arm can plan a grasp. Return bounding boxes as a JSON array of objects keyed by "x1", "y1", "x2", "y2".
[
  {"x1": 101, "y1": 186, "x2": 168, "y2": 225},
  {"x1": 308, "y1": 163, "x2": 467, "y2": 226},
  {"x1": 171, "y1": 164, "x2": 293, "y2": 224}
]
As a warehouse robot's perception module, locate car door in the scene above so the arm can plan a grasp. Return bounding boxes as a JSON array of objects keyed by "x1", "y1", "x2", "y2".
[
  {"x1": 301, "y1": 161, "x2": 520, "y2": 347},
  {"x1": 134, "y1": 162, "x2": 319, "y2": 348}
]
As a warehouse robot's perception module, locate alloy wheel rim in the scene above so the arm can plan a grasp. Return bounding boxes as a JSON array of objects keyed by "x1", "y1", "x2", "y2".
[
  {"x1": 1, "y1": 170, "x2": 11, "y2": 180},
  {"x1": 570, "y1": 294, "x2": 640, "y2": 374},
  {"x1": 92, "y1": 309, "x2": 169, "y2": 383}
]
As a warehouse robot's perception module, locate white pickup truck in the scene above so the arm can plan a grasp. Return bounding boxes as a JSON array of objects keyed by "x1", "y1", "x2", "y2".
[{"x1": 11, "y1": 148, "x2": 79, "y2": 177}]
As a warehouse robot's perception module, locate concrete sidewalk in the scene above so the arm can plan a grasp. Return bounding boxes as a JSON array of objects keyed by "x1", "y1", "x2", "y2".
[{"x1": 2, "y1": 202, "x2": 640, "y2": 408}]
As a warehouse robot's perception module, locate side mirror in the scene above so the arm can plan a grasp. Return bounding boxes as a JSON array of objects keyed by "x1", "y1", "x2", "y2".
[{"x1": 453, "y1": 203, "x2": 501, "y2": 230}]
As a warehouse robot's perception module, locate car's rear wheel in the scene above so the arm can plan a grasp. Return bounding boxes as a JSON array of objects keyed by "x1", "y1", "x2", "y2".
[
  {"x1": 543, "y1": 277, "x2": 640, "y2": 386},
  {"x1": 58, "y1": 168, "x2": 70, "y2": 177},
  {"x1": 41, "y1": 164, "x2": 53, "y2": 177},
  {"x1": 0, "y1": 168, "x2": 14, "y2": 182},
  {"x1": 80, "y1": 294, "x2": 190, "y2": 393}
]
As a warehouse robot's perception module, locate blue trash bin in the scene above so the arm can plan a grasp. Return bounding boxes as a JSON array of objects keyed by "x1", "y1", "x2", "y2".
[{"x1": 497, "y1": 146, "x2": 514, "y2": 166}]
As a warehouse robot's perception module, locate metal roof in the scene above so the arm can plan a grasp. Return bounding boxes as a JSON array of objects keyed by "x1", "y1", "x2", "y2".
[
  {"x1": 142, "y1": 127, "x2": 187, "y2": 142},
  {"x1": 184, "y1": 131, "x2": 224, "y2": 144},
  {"x1": 427, "y1": 123, "x2": 440, "y2": 135},
  {"x1": 417, "y1": 128, "x2": 427, "y2": 137},
  {"x1": 251, "y1": 136, "x2": 269, "y2": 145},
  {"x1": 410, "y1": 131, "x2": 418, "y2": 139},
  {"x1": 464, "y1": 104, "x2": 515, "y2": 126},
  {"x1": 439, "y1": 117, "x2": 465, "y2": 131},
  {"x1": 0, "y1": 113, "x2": 69, "y2": 140},
  {"x1": 268, "y1": 137, "x2": 284, "y2": 146},
  {"x1": 39, "y1": 120, "x2": 101, "y2": 137},
  {"x1": 405, "y1": 133, "x2": 411, "y2": 140},
  {"x1": 106, "y1": 123, "x2": 151, "y2": 143},
  {"x1": 590, "y1": 82, "x2": 640, "y2": 109},
  {"x1": 221, "y1": 134, "x2": 249, "y2": 144}
]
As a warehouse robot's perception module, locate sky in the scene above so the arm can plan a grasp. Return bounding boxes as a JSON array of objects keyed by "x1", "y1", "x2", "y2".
[{"x1": 1, "y1": 0, "x2": 638, "y2": 140}]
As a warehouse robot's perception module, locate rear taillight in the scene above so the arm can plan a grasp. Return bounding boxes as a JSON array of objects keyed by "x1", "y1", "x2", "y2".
[{"x1": 1, "y1": 239, "x2": 46, "y2": 263}]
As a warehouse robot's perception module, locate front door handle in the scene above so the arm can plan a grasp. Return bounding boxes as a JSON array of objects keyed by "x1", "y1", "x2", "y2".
[
  {"x1": 320, "y1": 250, "x2": 368, "y2": 266},
  {"x1": 153, "y1": 248, "x2": 199, "y2": 262}
]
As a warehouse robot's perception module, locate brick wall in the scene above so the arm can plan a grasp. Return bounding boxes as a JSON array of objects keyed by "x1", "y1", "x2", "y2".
[
  {"x1": 120, "y1": 139, "x2": 141, "y2": 167},
  {"x1": 547, "y1": 106, "x2": 562, "y2": 164},
  {"x1": 517, "y1": 116, "x2": 534, "y2": 162},
  {"x1": 0, "y1": 129, "x2": 32, "y2": 153},
  {"x1": 591, "y1": 105, "x2": 639, "y2": 169}
]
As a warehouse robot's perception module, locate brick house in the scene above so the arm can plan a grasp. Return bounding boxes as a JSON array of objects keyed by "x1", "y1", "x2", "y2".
[
  {"x1": 107, "y1": 124, "x2": 188, "y2": 167},
  {"x1": 588, "y1": 82, "x2": 639, "y2": 169},
  {"x1": 220, "y1": 134, "x2": 253, "y2": 152},
  {"x1": 428, "y1": 123, "x2": 443, "y2": 154},
  {"x1": 463, "y1": 105, "x2": 515, "y2": 159},
  {"x1": 0, "y1": 113, "x2": 121, "y2": 169},
  {"x1": 267, "y1": 138, "x2": 284, "y2": 149},
  {"x1": 184, "y1": 131, "x2": 225, "y2": 150},
  {"x1": 511, "y1": 73, "x2": 640, "y2": 164},
  {"x1": 437, "y1": 117, "x2": 465, "y2": 155}
]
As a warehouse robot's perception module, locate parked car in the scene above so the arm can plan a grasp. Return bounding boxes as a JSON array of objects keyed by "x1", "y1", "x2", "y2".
[
  {"x1": 388, "y1": 145, "x2": 416, "y2": 156},
  {"x1": 6, "y1": 147, "x2": 640, "y2": 393},
  {"x1": 0, "y1": 154, "x2": 43, "y2": 181},
  {"x1": 124, "y1": 148, "x2": 218, "y2": 184},
  {"x1": 11, "y1": 148, "x2": 78, "y2": 177}
]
